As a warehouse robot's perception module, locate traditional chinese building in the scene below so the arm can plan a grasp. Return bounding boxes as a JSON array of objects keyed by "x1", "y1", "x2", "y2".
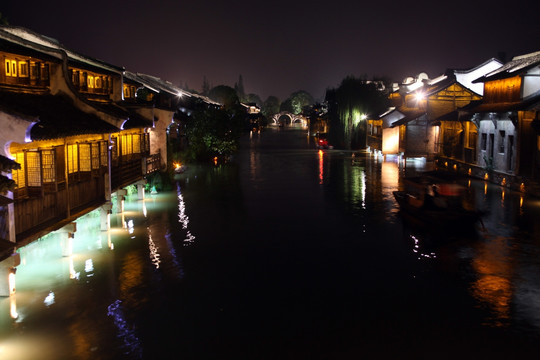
[
  {"x1": 0, "y1": 25, "x2": 158, "y2": 250},
  {"x1": 462, "y1": 51, "x2": 540, "y2": 188}
]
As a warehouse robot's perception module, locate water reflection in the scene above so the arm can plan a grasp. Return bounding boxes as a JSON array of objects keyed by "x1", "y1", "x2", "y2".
[
  {"x1": 107, "y1": 299, "x2": 142, "y2": 358},
  {"x1": 176, "y1": 183, "x2": 196, "y2": 247},
  {"x1": 470, "y1": 236, "x2": 512, "y2": 327}
]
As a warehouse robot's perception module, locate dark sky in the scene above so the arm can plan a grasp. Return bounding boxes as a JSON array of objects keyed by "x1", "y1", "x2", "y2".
[{"x1": 2, "y1": 1, "x2": 540, "y2": 101}]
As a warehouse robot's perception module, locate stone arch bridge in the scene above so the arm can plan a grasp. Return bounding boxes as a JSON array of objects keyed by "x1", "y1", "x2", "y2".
[{"x1": 271, "y1": 112, "x2": 308, "y2": 127}]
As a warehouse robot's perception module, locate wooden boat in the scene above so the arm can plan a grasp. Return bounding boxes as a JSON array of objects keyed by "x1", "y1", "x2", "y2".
[{"x1": 393, "y1": 175, "x2": 484, "y2": 232}]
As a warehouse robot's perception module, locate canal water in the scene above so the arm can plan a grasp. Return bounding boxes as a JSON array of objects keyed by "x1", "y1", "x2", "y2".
[{"x1": 1, "y1": 126, "x2": 540, "y2": 359}]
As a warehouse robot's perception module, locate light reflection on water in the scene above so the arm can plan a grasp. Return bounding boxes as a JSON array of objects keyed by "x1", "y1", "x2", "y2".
[{"x1": 2, "y1": 128, "x2": 540, "y2": 358}]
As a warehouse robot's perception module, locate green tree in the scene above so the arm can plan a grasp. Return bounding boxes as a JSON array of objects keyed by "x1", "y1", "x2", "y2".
[
  {"x1": 183, "y1": 102, "x2": 245, "y2": 161},
  {"x1": 262, "y1": 96, "x2": 280, "y2": 118},
  {"x1": 281, "y1": 90, "x2": 314, "y2": 115},
  {"x1": 326, "y1": 76, "x2": 388, "y2": 150}
]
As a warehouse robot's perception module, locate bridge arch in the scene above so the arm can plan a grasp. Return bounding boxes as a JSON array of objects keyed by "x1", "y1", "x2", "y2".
[{"x1": 271, "y1": 112, "x2": 308, "y2": 128}]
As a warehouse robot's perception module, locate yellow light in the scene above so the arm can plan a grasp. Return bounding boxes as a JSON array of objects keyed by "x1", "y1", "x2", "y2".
[
  {"x1": 520, "y1": 183, "x2": 525, "y2": 192},
  {"x1": 453, "y1": 164, "x2": 457, "y2": 170},
  {"x1": 501, "y1": 178, "x2": 506, "y2": 186},
  {"x1": 444, "y1": 162, "x2": 448, "y2": 167},
  {"x1": 213, "y1": 157, "x2": 218, "y2": 165},
  {"x1": 468, "y1": 168, "x2": 472, "y2": 175},
  {"x1": 484, "y1": 173, "x2": 489, "y2": 180},
  {"x1": 173, "y1": 162, "x2": 182, "y2": 170},
  {"x1": 8, "y1": 269, "x2": 16, "y2": 295}
]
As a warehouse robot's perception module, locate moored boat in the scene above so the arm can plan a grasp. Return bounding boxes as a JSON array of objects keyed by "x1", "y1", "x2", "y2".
[{"x1": 393, "y1": 175, "x2": 484, "y2": 233}]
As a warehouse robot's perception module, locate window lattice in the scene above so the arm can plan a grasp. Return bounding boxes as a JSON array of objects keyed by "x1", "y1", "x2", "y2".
[
  {"x1": 92, "y1": 143, "x2": 100, "y2": 169},
  {"x1": 42, "y1": 150, "x2": 55, "y2": 183},
  {"x1": 12, "y1": 152, "x2": 25, "y2": 189},
  {"x1": 26, "y1": 151, "x2": 41, "y2": 187},
  {"x1": 145, "y1": 133, "x2": 150, "y2": 152},
  {"x1": 111, "y1": 137, "x2": 118, "y2": 160},
  {"x1": 68, "y1": 144, "x2": 78, "y2": 173},
  {"x1": 133, "y1": 134, "x2": 141, "y2": 154},
  {"x1": 100, "y1": 141, "x2": 108, "y2": 166},
  {"x1": 79, "y1": 144, "x2": 91, "y2": 172}
]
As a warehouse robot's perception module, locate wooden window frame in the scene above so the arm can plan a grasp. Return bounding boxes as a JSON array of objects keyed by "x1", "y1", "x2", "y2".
[{"x1": 18, "y1": 61, "x2": 29, "y2": 77}]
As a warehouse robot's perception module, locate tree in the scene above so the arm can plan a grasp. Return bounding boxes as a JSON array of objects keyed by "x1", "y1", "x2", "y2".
[
  {"x1": 208, "y1": 85, "x2": 239, "y2": 108},
  {"x1": 262, "y1": 96, "x2": 280, "y2": 118},
  {"x1": 281, "y1": 90, "x2": 314, "y2": 115},
  {"x1": 183, "y1": 101, "x2": 245, "y2": 161},
  {"x1": 244, "y1": 93, "x2": 263, "y2": 106},
  {"x1": 234, "y1": 74, "x2": 245, "y2": 102},
  {"x1": 326, "y1": 76, "x2": 389, "y2": 150}
]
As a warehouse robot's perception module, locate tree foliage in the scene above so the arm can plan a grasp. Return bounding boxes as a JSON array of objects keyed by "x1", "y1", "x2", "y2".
[
  {"x1": 234, "y1": 74, "x2": 245, "y2": 102},
  {"x1": 183, "y1": 103, "x2": 245, "y2": 161},
  {"x1": 244, "y1": 93, "x2": 263, "y2": 106},
  {"x1": 262, "y1": 96, "x2": 280, "y2": 118},
  {"x1": 280, "y1": 90, "x2": 314, "y2": 115},
  {"x1": 326, "y1": 76, "x2": 389, "y2": 149},
  {"x1": 208, "y1": 85, "x2": 239, "y2": 108}
]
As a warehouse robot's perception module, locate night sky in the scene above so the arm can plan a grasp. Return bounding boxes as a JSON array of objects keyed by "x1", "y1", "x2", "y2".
[{"x1": 2, "y1": 1, "x2": 540, "y2": 101}]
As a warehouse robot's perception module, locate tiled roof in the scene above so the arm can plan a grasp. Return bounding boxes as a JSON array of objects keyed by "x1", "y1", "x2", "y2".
[
  {"x1": 390, "y1": 107, "x2": 426, "y2": 127},
  {"x1": 473, "y1": 51, "x2": 540, "y2": 83},
  {"x1": 0, "y1": 91, "x2": 120, "y2": 140}
]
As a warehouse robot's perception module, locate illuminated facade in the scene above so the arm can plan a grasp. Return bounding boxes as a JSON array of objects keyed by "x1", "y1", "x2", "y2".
[
  {"x1": 0, "y1": 25, "x2": 160, "y2": 251},
  {"x1": 465, "y1": 51, "x2": 540, "y2": 184}
]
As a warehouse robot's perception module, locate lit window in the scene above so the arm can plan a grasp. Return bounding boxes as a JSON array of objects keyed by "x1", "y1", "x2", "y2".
[
  {"x1": 5, "y1": 59, "x2": 11, "y2": 76},
  {"x1": 12, "y1": 152, "x2": 25, "y2": 189},
  {"x1": 88, "y1": 75, "x2": 95, "y2": 89},
  {"x1": 26, "y1": 151, "x2": 41, "y2": 187},
  {"x1": 42, "y1": 150, "x2": 55, "y2": 183},
  {"x1": 100, "y1": 141, "x2": 108, "y2": 166},
  {"x1": 121, "y1": 134, "x2": 133, "y2": 156},
  {"x1": 91, "y1": 143, "x2": 100, "y2": 169},
  {"x1": 67, "y1": 144, "x2": 78, "y2": 173},
  {"x1": 11, "y1": 60, "x2": 17, "y2": 77},
  {"x1": 79, "y1": 144, "x2": 91, "y2": 171},
  {"x1": 18, "y1": 61, "x2": 29, "y2": 77},
  {"x1": 133, "y1": 134, "x2": 141, "y2": 154},
  {"x1": 95, "y1": 76, "x2": 102, "y2": 88}
]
